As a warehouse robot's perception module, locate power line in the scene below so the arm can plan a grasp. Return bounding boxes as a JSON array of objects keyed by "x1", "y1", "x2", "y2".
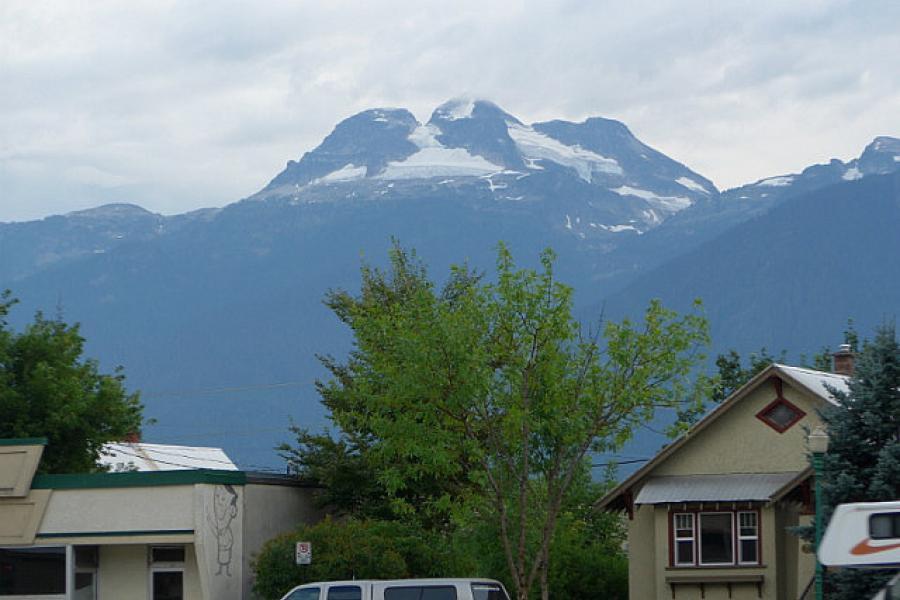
[
  {"x1": 140, "y1": 380, "x2": 310, "y2": 400},
  {"x1": 591, "y1": 458, "x2": 649, "y2": 468}
]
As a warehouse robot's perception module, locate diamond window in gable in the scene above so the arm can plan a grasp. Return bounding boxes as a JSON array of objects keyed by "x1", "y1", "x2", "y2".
[{"x1": 756, "y1": 397, "x2": 806, "y2": 433}]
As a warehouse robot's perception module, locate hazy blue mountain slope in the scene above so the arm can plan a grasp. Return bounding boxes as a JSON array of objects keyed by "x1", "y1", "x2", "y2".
[
  {"x1": 591, "y1": 135, "x2": 900, "y2": 294},
  {"x1": 6, "y1": 194, "x2": 597, "y2": 469},
  {"x1": 602, "y1": 171, "x2": 900, "y2": 358}
]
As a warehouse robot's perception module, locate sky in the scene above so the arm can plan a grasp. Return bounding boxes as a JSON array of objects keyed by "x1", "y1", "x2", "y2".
[{"x1": 2, "y1": 0, "x2": 899, "y2": 222}]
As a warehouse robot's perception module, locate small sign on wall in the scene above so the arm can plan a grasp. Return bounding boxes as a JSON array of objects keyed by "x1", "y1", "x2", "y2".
[{"x1": 295, "y1": 541, "x2": 312, "y2": 565}]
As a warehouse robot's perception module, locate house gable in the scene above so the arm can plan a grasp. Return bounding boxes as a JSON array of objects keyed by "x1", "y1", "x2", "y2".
[
  {"x1": 598, "y1": 363, "x2": 845, "y2": 512},
  {"x1": 651, "y1": 376, "x2": 821, "y2": 478}
]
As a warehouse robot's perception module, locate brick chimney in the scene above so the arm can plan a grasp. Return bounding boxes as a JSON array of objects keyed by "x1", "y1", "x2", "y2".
[
  {"x1": 832, "y1": 343, "x2": 855, "y2": 376},
  {"x1": 124, "y1": 431, "x2": 141, "y2": 444}
]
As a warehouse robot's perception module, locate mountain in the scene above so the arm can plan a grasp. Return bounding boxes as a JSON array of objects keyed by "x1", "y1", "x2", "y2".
[
  {"x1": 603, "y1": 170, "x2": 900, "y2": 357},
  {"x1": 252, "y1": 98, "x2": 717, "y2": 246},
  {"x1": 591, "y1": 135, "x2": 900, "y2": 293},
  {"x1": 1, "y1": 98, "x2": 897, "y2": 471}
]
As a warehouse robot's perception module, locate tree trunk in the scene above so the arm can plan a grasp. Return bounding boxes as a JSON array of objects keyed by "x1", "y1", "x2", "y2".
[{"x1": 540, "y1": 556, "x2": 549, "y2": 600}]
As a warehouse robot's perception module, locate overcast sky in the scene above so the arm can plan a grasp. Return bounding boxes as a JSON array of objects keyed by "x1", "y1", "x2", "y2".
[{"x1": 2, "y1": 0, "x2": 898, "y2": 222}]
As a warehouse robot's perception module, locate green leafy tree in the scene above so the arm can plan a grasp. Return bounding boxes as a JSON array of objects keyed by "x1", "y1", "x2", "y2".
[
  {"x1": 816, "y1": 323, "x2": 900, "y2": 599},
  {"x1": 278, "y1": 427, "x2": 394, "y2": 520},
  {"x1": 251, "y1": 518, "x2": 457, "y2": 600},
  {"x1": 0, "y1": 291, "x2": 143, "y2": 473},
  {"x1": 315, "y1": 242, "x2": 708, "y2": 600}
]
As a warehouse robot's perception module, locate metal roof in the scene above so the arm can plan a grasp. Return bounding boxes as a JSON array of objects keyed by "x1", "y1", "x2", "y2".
[
  {"x1": 774, "y1": 364, "x2": 848, "y2": 405},
  {"x1": 99, "y1": 442, "x2": 238, "y2": 472},
  {"x1": 634, "y1": 472, "x2": 802, "y2": 504}
]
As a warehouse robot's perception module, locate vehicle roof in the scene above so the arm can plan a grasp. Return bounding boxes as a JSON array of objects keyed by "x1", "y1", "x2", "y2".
[
  {"x1": 292, "y1": 577, "x2": 502, "y2": 589},
  {"x1": 294, "y1": 579, "x2": 504, "y2": 586}
]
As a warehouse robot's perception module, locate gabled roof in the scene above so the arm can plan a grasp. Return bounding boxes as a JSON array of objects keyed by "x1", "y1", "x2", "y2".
[{"x1": 597, "y1": 363, "x2": 847, "y2": 511}]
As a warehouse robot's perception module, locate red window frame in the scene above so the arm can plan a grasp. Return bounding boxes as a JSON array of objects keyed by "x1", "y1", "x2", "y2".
[
  {"x1": 755, "y1": 377, "x2": 806, "y2": 433},
  {"x1": 668, "y1": 508, "x2": 762, "y2": 568}
]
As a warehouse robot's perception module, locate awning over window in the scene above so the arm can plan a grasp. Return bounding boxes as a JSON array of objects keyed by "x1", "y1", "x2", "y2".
[{"x1": 635, "y1": 472, "x2": 802, "y2": 504}]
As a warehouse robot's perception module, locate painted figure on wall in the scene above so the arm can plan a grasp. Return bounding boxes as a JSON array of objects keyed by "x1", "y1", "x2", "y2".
[{"x1": 208, "y1": 484, "x2": 239, "y2": 576}]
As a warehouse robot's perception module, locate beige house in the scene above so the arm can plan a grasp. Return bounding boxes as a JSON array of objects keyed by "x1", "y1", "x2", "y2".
[
  {"x1": 598, "y1": 362, "x2": 851, "y2": 600},
  {"x1": 0, "y1": 439, "x2": 321, "y2": 600}
]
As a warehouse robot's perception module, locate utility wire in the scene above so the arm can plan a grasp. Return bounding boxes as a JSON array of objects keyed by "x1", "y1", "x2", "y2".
[
  {"x1": 140, "y1": 380, "x2": 309, "y2": 400},
  {"x1": 591, "y1": 458, "x2": 650, "y2": 468}
]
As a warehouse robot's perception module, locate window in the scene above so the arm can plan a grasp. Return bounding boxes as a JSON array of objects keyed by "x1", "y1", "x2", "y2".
[
  {"x1": 673, "y1": 513, "x2": 695, "y2": 565},
  {"x1": 700, "y1": 513, "x2": 733, "y2": 565},
  {"x1": 0, "y1": 546, "x2": 65, "y2": 596},
  {"x1": 870, "y1": 512, "x2": 900, "y2": 539},
  {"x1": 738, "y1": 512, "x2": 759, "y2": 564},
  {"x1": 384, "y1": 586, "x2": 457, "y2": 600},
  {"x1": 74, "y1": 546, "x2": 99, "y2": 600},
  {"x1": 284, "y1": 587, "x2": 320, "y2": 600},
  {"x1": 756, "y1": 397, "x2": 805, "y2": 433},
  {"x1": 471, "y1": 583, "x2": 510, "y2": 600},
  {"x1": 150, "y1": 545, "x2": 185, "y2": 600},
  {"x1": 327, "y1": 586, "x2": 362, "y2": 600},
  {"x1": 670, "y1": 510, "x2": 761, "y2": 567}
]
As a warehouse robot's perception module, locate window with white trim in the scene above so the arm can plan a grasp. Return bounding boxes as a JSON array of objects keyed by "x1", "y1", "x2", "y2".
[
  {"x1": 670, "y1": 510, "x2": 761, "y2": 567},
  {"x1": 738, "y1": 511, "x2": 760, "y2": 564},
  {"x1": 673, "y1": 513, "x2": 695, "y2": 566},
  {"x1": 149, "y1": 546, "x2": 185, "y2": 600}
]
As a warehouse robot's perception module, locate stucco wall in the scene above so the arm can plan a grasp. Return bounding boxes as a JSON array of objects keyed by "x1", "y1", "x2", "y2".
[
  {"x1": 39, "y1": 486, "x2": 194, "y2": 535},
  {"x1": 97, "y1": 543, "x2": 203, "y2": 600},
  {"x1": 241, "y1": 483, "x2": 322, "y2": 599},
  {"x1": 627, "y1": 503, "x2": 657, "y2": 599},
  {"x1": 653, "y1": 380, "x2": 823, "y2": 478}
]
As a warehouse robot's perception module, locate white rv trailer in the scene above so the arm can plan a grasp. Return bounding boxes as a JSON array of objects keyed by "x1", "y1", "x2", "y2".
[
  {"x1": 819, "y1": 501, "x2": 900, "y2": 568},
  {"x1": 818, "y1": 501, "x2": 900, "y2": 600}
]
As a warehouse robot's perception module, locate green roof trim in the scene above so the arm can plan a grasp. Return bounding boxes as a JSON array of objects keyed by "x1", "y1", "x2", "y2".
[
  {"x1": 37, "y1": 529, "x2": 194, "y2": 539},
  {"x1": 32, "y1": 469, "x2": 247, "y2": 490},
  {"x1": 0, "y1": 437, "x2": 48, "y2": 446}
]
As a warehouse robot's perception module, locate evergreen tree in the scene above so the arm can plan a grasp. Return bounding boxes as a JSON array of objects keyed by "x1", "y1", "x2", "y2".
[{"x1": 818, "y1": 323, "x2": 900, "y2": 599}]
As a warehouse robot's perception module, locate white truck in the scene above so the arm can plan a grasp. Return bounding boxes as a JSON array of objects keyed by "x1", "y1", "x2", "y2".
[{"x1": 278, "y1": 579, "x2": 511, "y2": 600}]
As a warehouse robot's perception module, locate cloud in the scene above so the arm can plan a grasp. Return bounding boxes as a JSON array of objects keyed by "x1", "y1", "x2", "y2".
[{"x1": 1, "y1": 0, "x2": 898, "y2": 221}]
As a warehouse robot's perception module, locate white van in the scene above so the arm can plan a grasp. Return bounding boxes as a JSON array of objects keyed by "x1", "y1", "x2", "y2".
[{"x1": 278, "y1": 578, "x2": 511, "y2": 600}]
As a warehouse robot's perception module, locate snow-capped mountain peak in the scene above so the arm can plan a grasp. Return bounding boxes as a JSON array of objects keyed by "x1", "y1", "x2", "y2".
[{"x1": 252, "y1": 98, "x2": 720, "y2": 241}]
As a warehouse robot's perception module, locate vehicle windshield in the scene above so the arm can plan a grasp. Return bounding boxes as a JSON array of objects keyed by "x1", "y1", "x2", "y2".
[{"x1": 471, "y1": 583, "x2": 509, "y2": 600}]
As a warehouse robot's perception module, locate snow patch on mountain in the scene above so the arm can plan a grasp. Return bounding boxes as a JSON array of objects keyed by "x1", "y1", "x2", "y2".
[
  {"x1": 842, "y1": 166, "x2": 862, "y2": 181},
  {"x1": 312, "y1": 164, "x2": 368, "y2": 184},
  {"x1": 379, "y1": 148, "x2": 502, "y2": 180},
  {"x1": 676, "y1": 176, "x2": 710, "y2": 194},
  {"x1": 376, "y1": 121, "x2": 504, "y2": 179},
  {"x1": 507, "y1": 123, "x2": 622, "y2": 182},
  {"x1": 758, "y1": 175, "x2": 794, "y2": 187},
  {"x1": 408, "y1": 124, "x2": 443, "y2": 148},
  {"x1": 434, "y1": 98, "x2": 477, "y2": 121},
  {"x1": 591, "y1": 223, "x2": 641, "y2": 234},
  {"x1": 611, "y1": 186, "x2": 692, "y2": 212}
]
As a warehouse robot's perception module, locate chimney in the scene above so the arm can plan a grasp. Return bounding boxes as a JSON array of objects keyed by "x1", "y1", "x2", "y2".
[
  {"x1": 124, "y1": 431, "x2": 141, "y2": 444},
  {"x1": 833, "y1": 343, "x2": 855, "y2": 376}
]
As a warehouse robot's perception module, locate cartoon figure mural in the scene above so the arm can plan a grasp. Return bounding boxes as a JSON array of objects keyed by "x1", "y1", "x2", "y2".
[{"x1": 208, "y1": 484, "x2": 239, "y2": 576}]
